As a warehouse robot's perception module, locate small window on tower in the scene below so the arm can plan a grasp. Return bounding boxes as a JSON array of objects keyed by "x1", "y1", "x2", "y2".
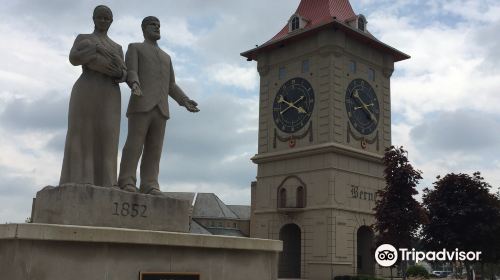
[
  {"x1": 358, "y1": 15, "x2": 367, "y2": 32},
  {"x1": 291, "y1": 16, "x2": 300, "y2": 31},
  {"x1": 279, "y1": 188, "x2": 287, "y2": 208},
  {"x1": 358, "y1": 18, "x2": 365, "y2": 31},
  {"x1": 368, "y1": 68, "x2": 375, "y2": 81},
  {"x1": 279, "y1": 66, "x2": 286, "y2": 80},
  {"x1": 301, "y1": 59, "x2": 310, "y2": 73},
  {"x1": 349, "y1": 60, "x2": 357, "y2": 73},
  {"x1": 296, "y1": 186, "x2": 305, "y2": 208}
]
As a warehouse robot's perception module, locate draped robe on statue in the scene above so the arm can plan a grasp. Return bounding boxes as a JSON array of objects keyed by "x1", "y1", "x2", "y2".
[{"x1": 60, "y1": 33, "x2": 125, "y2": 187}]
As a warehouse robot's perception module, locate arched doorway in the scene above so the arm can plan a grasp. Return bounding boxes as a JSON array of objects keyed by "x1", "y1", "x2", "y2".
[
  {"x1": 357, "y1": 226, "x2": 375, "y2": 275},
  {"x1": 279, "y1": 223, "x2": 301, "y2": 278}
]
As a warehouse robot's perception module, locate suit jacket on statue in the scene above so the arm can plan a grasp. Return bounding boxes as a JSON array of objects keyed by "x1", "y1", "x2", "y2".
[{"x1": 125, "y1": 41, "x2": 188, "y2": 119}]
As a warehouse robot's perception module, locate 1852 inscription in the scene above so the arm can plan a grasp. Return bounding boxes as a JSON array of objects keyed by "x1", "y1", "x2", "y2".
[
  {"x1": 112, "y1": 202, "x2": 148, "y2": 218},
  {"x1": 140, "y1": 272, "x2": 200, "y2": 280}
]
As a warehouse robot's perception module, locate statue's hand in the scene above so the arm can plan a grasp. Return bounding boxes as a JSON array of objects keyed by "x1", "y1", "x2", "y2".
[
  {"x1": 96, "y1": 44, "x2": 114, "y2": 60},
  {"x1": 105, "y1": 63, "x2": 124, "y2": 78},
  {"x1": 184, "y1": 99, "x2": 199, "y2": 112},
  {"x1": 131, "y1": 83, "x2": 143, "y2": 97},
  {"x1": 114, "y1": 69, "x2": 127, "y2": 84}
]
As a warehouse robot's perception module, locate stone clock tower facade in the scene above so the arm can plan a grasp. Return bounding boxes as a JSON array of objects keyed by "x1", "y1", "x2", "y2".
[{"x1": 242, "y1": 0, "x2": 409, "y2": 279}]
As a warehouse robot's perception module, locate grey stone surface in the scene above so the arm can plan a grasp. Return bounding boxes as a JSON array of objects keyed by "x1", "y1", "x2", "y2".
[
  {"x1": 205, "y1": 228, "x2": 247, "y2": 237},
  {"x1": 189, "y1": 219, "x2": 212, "y2": 235},
  {"x1": 0, "y1": 223, "x2": 281, "y2": 280},
  {"x1": 164, "y1": 192, "x2": 196, "y2": 205},
  {"x1": 32, "y1": 184, "x2": 190, "y2": 232},
  {"x1": 193, "y1": 193, "x2": 238, "y2": 218},
  {"x1": 227, "y1": 205, "x2": 251, "y2": 219},
  {"x1": 118, "y1": 16, "x2": 199, "y2": 194},
  {"x1": 60, "y1": 5, "x2": 127, "y2": 188}
]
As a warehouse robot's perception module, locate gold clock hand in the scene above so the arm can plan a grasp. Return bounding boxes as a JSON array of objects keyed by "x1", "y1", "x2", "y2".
[
  {"x1": 280, "y1": 95, "x2": 306, "y2": 114},
  {"x1": 291, "y1": 95, "x2": 304, "y2": 106},
  {"x1": 279, "y1": 96, "x2": 294, "y2": 114},
  {"x1": 280, "y1": 104, "x2": 293, "y2": 115},
  {"x1": 277, "y1": 95, "x2": 286, "y2": 104},
  {"x1": 354, "y1": 104, "x2": 374, "y2": 110},
  {"x1": 353, "y1": 90, "x2": 377, "y2": 124}
]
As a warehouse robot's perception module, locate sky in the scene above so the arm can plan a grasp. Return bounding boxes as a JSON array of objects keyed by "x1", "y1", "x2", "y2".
[{"x1": 0, "y1": 0, "x2": 499, "y2": 223}]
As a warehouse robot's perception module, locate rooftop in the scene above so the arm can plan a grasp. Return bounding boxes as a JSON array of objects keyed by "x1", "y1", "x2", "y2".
[{"x1": 241, "y1": 0, "x2": 410, "y2": 62}]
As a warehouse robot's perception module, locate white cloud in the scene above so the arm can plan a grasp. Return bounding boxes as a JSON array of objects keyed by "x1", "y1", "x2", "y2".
[
  {"x1": 369, "y1": 14, "x2": 497, "y2": 121},
  {"x1": 0, "y1": 22, "x2": 76, "y2": 102},
  {"x1": 162, "y1": 17, "x2": 198, "y2": 48},
  {"x1": 208, "y1": 63, "x2": 258, "y2": 91},
  {"x1": 0, "y1": 126, "x2": 62, "y2": 186},
  {"x1": 441, "y1": 0, "x2": 500, "y2": 23},
  {"x1": 364, "y1": 1, "x2": 500, "y2": 194}
]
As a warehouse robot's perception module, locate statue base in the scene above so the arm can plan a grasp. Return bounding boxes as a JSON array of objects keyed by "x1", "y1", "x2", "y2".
[
  {"x1": 0, "y1": 223, "x2": 281, "y2": 280},
  {"x1": 32, "y1": 184, "x2": 190, "y2": 232}
]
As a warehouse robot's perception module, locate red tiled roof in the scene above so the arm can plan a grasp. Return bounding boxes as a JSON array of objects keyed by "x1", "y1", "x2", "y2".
[
  {"x1": 271, "y1": 0, "x2": 356, "y2": 42},
  {"x1": 241, "y1": 0, "x2": 410, "y2": 62}
]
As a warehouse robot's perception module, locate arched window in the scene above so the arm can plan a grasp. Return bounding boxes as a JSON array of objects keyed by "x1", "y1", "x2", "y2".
[
  {"x1": 291, "y1": 16, "x2": 299, "y2": 31},
  {"x1": 358, "y1": 16, "x2": 366, "y2": 31},
  {"x1": 296, "y1": 186, "x2": 305, "y2": 208},
  {"x1": 279, "y1": 188, "x2": 287, "y2": 208}
]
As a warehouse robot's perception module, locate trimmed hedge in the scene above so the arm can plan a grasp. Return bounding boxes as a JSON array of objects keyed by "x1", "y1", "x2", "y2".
[
  {"x1": 407, "y1": 265, "x2": 430, "y2": 279},
  {"x1": 334, "y1": 275, "x2": 385, "y2": 280}
]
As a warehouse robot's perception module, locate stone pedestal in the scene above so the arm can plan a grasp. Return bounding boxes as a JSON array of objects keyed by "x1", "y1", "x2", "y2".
[
  {"x1": 32, "y1": 184, "x2": 190, "y2": 232},
  {"x1": 0, "y1": 223, "x2": 281, "y2": 280}
]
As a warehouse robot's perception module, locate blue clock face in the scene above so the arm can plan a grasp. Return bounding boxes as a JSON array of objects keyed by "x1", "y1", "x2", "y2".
[
  {"x1": 273, "y1": 78, "x2": 315, "y2": 133},
  {"x1": 345, "y1": 79, "x2": 380, "y2": 135}
]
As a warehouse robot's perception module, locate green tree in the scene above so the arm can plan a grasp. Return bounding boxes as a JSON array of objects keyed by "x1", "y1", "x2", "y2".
[
  {"x1": 373, "y1": 146, "x2": 427, "y2": 280},
  {"x1": 422, "y1": 172, "x2": 500, "y2": 280}
]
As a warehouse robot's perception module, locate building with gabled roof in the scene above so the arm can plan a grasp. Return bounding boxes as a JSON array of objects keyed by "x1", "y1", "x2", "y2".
[
  {"x1": 191, "y1": 193, "x2": 250, "y2": 237},
  {"x1": 165, "y1": 192, "x2": 250, "y2": 237}
]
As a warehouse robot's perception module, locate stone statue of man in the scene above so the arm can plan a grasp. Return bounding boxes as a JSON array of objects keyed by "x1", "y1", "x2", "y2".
[{"x1": 118, "y1": 16, "x2": 199, "y2": 195}]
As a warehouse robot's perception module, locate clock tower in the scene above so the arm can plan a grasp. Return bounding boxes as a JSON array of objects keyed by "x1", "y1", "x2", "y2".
[{"x1": 242, "y1": 0, "x2": 409, "y2": 279}]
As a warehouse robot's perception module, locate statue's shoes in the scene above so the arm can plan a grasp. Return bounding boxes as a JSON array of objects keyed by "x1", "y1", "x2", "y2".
[
  {"x1": 121, "y1": 184, "x2": 138, "y2": 193},
  {"x1": 143, "y1": 188, "x2": 164, "y2": 196}
]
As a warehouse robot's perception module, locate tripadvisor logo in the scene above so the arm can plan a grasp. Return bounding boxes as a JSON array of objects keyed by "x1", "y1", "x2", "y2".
[
  {"x1": 374, "y1": 244, "x2": 482, "y2": 267},
  {"x1": 375, "y1": 244, "x2": 398, "y2": 267}
]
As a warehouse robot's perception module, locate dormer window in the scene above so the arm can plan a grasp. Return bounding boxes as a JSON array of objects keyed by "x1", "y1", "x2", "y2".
[
  {"x1": 291, "y1": 16, "x2": 300, "y2": 31},
  {"x1": 358, "y1": 15, "x2": 367, "y2": 32},
  {"x1": 346, "y1": 14, "x2": 368, "y2": 32},
  {"x1": 288, "y1": 14, "x2": 308, "y2": 33}
]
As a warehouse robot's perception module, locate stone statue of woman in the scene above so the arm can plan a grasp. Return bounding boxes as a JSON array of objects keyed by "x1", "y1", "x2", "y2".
[{"x1": 59, "y1": 5, "x2": 126, "y2": 188}]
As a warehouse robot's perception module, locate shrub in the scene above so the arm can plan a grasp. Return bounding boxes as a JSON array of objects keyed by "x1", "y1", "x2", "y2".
[
  {"x1": 407, "y1": 265, "x2": 430, "y2": 278},
  {"x1": 334, "y1": 275, "x2": 385, "y2": 280}
]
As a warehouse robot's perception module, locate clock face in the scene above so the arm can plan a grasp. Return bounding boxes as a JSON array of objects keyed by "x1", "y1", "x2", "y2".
[
  {"x1": 273, "y1": 77, "x2": 315, "y2": 133},
  {"x1": 345, "y1": 79, "x2": 380, "y2": 135}
]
